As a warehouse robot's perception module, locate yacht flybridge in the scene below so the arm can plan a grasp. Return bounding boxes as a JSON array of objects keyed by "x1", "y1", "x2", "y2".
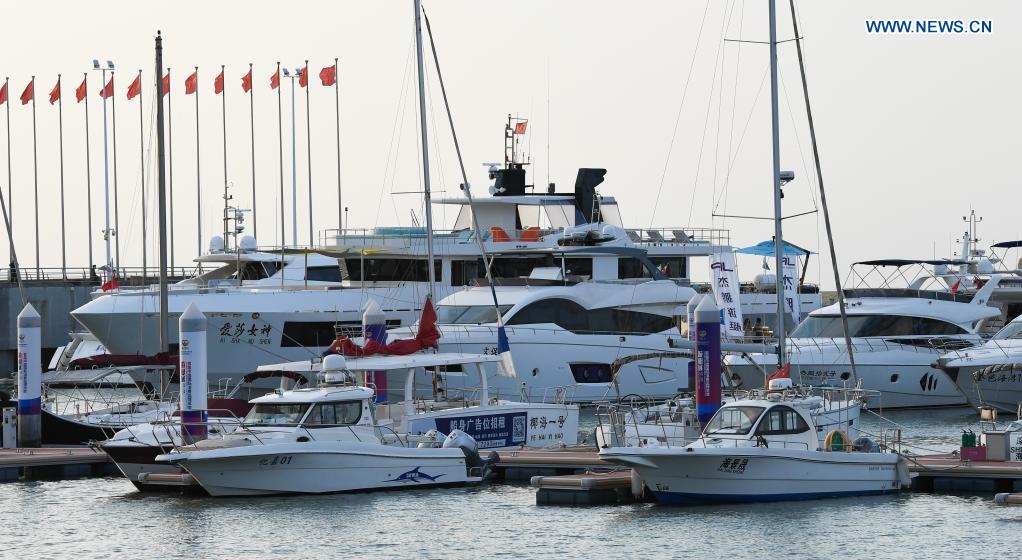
[{"x1": 727, "y1": 259, "x2": 1004, "y2": 408}]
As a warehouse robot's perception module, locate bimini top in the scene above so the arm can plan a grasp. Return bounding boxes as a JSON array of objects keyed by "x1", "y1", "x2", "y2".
[
  {"x1": 256, "y1": 352, "x2": 501, "y2": 375},
  {"x1": 735, "y1": 240, "x2": 815, "y2": 257},
  {"x1": 854, "y1": 259, "x2": 971, "y2": 267},
  {"x1": 991, "y1": 240, "x2": 1022, "y2": 249}
]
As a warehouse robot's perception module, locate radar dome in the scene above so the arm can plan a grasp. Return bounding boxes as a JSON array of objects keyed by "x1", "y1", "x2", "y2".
[
  {"x1": 239, "y1": 235, "x2": 257, "y2": 251},
  {"x1": 208, "y1": 235, "x2": 225, "y2": 253}
]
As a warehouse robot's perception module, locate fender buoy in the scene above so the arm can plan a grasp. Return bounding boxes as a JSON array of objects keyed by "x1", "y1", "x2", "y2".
[{"x1": 824, "y1": 429, "x2": 850, "y2": 452}]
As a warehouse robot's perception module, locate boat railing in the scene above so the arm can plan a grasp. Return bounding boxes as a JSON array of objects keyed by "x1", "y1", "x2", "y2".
[{"x1": 788, "y1": 336, "x2": 981, "y2": 357}]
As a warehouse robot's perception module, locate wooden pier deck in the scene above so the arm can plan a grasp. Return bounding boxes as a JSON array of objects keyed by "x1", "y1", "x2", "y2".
[
  {"x1": 0, "y1": 447, "x2": 117, "y2": 481},
  {"x1": 906, "y1": 453, "x2": 1022, "y2": 492}
]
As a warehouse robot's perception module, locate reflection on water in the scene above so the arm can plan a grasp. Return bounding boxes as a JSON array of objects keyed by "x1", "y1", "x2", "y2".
[{"x1": 7, "y1": 407, "x2": 1020, "y2": 558}]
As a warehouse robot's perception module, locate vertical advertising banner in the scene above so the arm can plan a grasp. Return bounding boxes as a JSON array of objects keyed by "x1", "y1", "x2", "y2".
[
  {"x1": 781, "y1": 255, "x2": 802, "y2": 324},
  {"x1": 710, "y1": 251, "x2": 744, "y2": 338}
]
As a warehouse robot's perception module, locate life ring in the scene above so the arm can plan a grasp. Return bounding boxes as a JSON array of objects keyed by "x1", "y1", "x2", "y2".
[{"x1": 824, "y1": 429, "x2": 850, "y2": 452}]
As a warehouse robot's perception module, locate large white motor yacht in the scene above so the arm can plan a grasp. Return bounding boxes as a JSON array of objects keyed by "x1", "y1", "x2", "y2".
[{"x1": 936, "y1": 314, "x2": 1022, "y2": 413}]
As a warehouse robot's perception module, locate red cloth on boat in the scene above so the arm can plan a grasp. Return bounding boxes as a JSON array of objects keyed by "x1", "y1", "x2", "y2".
[{"x1": 327, "y1": 298, "x2": 440, "y2": 357}]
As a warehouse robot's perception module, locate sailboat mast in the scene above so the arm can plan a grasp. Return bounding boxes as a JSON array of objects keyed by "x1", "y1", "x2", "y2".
[
  {"x1": 413, "y1": 0, "x2": 436, "y2": 299},
  {"x1": 155, "y1": 32, "x2": 170, "y2": 353},
  {"x1": 768, "y1": 0, "x2": 785, "y2": 369}
]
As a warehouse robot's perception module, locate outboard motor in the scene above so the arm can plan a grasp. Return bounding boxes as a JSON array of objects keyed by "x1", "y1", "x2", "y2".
[
  {"x1": 443, "y1": 429, "x2": 499, "y2": 479},
  {"x1": 416, "y1": 429, "x2": 447, "y2": 449}
]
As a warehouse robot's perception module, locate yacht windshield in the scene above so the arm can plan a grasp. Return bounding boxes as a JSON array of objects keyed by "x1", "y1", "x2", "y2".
[
  {"x1": 437, "y1": 305, "x2": 514, "y2": 325},
  {"x1": 790, "y1": 314, "x2": 968, "y2": 338},
  {"x1": 703, "y1": 406, "x2": 764, "y2": 436},
  {"x1": 994, "y1": 322, "x2": 1022, "y2": 340},
  {"x1": 242, "y1": 403, "x2": 309, "y2": 426}
]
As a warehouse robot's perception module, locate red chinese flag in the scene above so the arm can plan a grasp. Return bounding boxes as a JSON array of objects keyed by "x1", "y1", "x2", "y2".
[
  {"x1": 514, "y1": 121, "x2": 527, "y2": 135},
  {"x1": 270, "y1": 68, "x2": 280, "y2": 89},
  {"x1": 162, "y1": 73, "x2": 170, "y2": 97},
  {"x1": 241, "y1": 68, "x2": 252, "y2": 93},
  {"x1": 99, "y1": 76, "x2": 114, "y2": 99},
  {"x1": 319, "y1": 64, "x2": 336, "y2": 87},
  {"x1": 126, "y1": 74, "x2": 141, "y2": 100},
  {"x1": 48, "y1": 79, "x2": 60, "y2": 105},
  {"x1": 75, "y1": 77, "x2": 87, "y2": 103},
  {"x1": 0, "y1": 82, "x2": 6, "y2": 105},
  {"x1": 185, "y1": 71, "x2": 197, "y2": 95},
  {"x1": 20, "y1": 80, "x2": 33, "y2": 105},
  {"x1": 101, "y1": 277, "x2": 118, "y2": 291},
  {"x1": 298, "y1": 65, "x2": 308, "y2": 88},
  {"x1": 214, "y1": 69, "x2": 224, "y2": 94}
]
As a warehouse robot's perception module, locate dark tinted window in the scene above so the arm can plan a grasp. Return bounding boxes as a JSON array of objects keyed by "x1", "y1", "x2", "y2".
[
  {"x1": 487, "y1": 256, "x2": 559, "y2": 279},
  {"x1": 790, "y1": 314, "x2": 968, "y2": 338},
  {"x1": 450, "y1": 259, "x2": 482, "y2": 286},
  {"x1": 506, "y1": 298, "x2": 673, "y2": 334},
  {"x1": 342, "y1": 258, "x2": 440, "y2": 282},
  {"x1": 306, "y1": 265, "x2": 342, "y2": 282},
  {"x1": 569, "y1": 363, "x2": 612, "y2": 383},
  {"x1": 755, "y1": 406, "x2": 810, "y2": 435},
  {"x1": 650, "y1": 257, "x2": 687, "y2": 279},
  {"x1": 618, "y1": 257, "x2": 650, "y2": 279},
  {"x1": 564, "y1": 258, "x2": 592, "y2": 278}
]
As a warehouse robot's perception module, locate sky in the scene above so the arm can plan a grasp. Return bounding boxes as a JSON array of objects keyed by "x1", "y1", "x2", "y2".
[{"x1": 1, "y1": 0, "x2": 1019, "y2": 288}]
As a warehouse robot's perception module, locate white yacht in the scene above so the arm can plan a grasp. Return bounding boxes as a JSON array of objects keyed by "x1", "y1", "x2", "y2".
[
  {"x1": 600, "y1": 379, "x2": 909, "y2": 504},
  {"x1": 727, "y1": 260, "x2": 1002, "y2": 408},
  {"x1": 936, "y1": 314, "x2": 1022, "y2": 412},
  {"x1": 415, "y1": 250, "x2": 694, "y2": 402},
  {"x1": 71, "y1": 166, "x2": 727, "y2": 392}
]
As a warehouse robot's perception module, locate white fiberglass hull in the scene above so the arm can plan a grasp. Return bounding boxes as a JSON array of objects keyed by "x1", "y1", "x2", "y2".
[
  {"x1": 163, "y1": 441, "x2": 471, "y2": 496},
  {"x1": 728, "y1": 340, "x2": 968, "y2": 408},
  {"x1": 949, "y1": 363, "x2": 1022, "y2": 413},
  {"x1": 434, "y1": 326, "x2": 688, "y2": 402},
  {"x1": 601, "y1": 446, "x2": 904, "y2": 504}
]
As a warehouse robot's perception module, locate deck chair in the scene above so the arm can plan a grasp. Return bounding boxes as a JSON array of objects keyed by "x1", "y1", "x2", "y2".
[
  {"x1": 646, "y1": 230, "x2": 665, "y2": 243},
  {"x1": 490, "y1": 226, "x2": 512, "y2": 242}
]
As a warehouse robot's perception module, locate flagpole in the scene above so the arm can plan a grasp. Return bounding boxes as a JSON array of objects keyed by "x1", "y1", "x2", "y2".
[
  {"x1": 304, "y1": 61, "x2": 312, "y2": 246},
  {"x1": 30, "y1": 76, "x2": 40, "y2": 278},
  {"x1": 57, "y1": 75, "x2": 67, "y2": 279},
  {"x1": 289, "y1": 71, "x2": 297, "y2": 247},
  {"x1": 248, "y1": 63, "x2": 256, "y2": 241},
  {"x1": 111, "y1": 71, "x2": 121, "y2": 278},
  {"x1": 167, "y1": 68, "x2": 174, "y2": 272},
  {"x1": 333, "y1": 59, "x2": 342, "y2": 233},
  {"x1": 4, "y1": 76, "x2": 13, "y2": 273},
  {"x1": 100, "y1": 69, "x2": 112, "y2": 282},
  {"x1": 137, "y1": 69, "x2": 147, "y2": 283},
  {"x1": 276, "y1": 62, "x2": 284, "y2": 253},
  {"x1": 83, "y1": 73, "x2": 94, "y2": 275},
  {"x1": 221, "y1": 64, "x2": 227, "y2": 249},
  {"x1": 155, "y1": 32, "x2": 170, "y2": 353},
  {"x1": 194, "y1": 66, "x2": 202, "y2": 260}
]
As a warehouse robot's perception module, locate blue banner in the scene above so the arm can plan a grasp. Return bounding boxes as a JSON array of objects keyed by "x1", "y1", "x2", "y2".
[{"x1": 434, "y1": 412, "x2": 528, "y2": 449}]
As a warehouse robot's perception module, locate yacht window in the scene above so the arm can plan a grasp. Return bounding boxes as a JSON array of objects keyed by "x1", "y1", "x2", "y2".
[
  {"x1": 450, "y1": 260, "x2": 481, "y2": 286},
  {"x1": 587, "y1": 308, "x2": 674, "y2": 335},
  {"x1": 517, "y1": 205, "x2": 544, "y2": 230},
  {"x1": 598, "y1": 202, "x2": 624, "y2": 227},
  {"x1": 487, "y1": 256, "x2": 558, "y2": 279},
  {"x1": 304, "y1": 401, "x2": 362, "y2": 426},
  {"x1": 506, "y1": 298, "x2": 588, "y2": 331},
  {"x1": 755, "y1": 406, "x2": 810, "y2": 436},
  {"x1": 437, "y1": 305, "x2": 514, "y2": 325},
  {"x1": 993, "y1": 322, "x2": 1022, "y2": 340},
  {"x1": 306, "y1": 265, "x2": 342, "y2": 283},
  {"x1": 243, "y1": 403, "x2": 309, "y2": 426},
  {"x1": 618, "y1": 257, "x2": 654, "y2": 279},
  {"x1": 790, "y1": 314, "x2": 968, "y2": 338},
  {"x1": 543, "y1": 202, "x2": 575, "y2": 230},
  {"x1": 703, "y1": 406, "x2": 764, "y2": 436},
  {"x1": 343, "y1": 258, "x2": 441, "y2": 283},
  {"x1": 564, "y1": 258, "x2": 593, "y2": 278},
  {"x1": 569, "y1": 363, "x2": 613, "y2": 383},
  {"x1": 650, "y1": 257, "x2": 687, "y2": 279}
]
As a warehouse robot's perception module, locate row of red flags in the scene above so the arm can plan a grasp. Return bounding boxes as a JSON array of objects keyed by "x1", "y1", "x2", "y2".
[{"x1": 0, "y1": 64, "x2": 339, "y2": 106}]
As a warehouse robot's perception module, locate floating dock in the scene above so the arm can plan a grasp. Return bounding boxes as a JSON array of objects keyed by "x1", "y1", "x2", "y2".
[
  {"x1": 904, "y1": 453, "x2": 1022, "y2": 492},
  {"x1": 0, "y1": 447, "x2": 117, "y2": 482}
]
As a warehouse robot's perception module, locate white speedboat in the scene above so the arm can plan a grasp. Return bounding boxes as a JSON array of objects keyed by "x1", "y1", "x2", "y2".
[
  {"x1": 937, "y1": 314, "x2": 1022, "y2": 412},
  {"x1": 727, "y1": 261, "x2": 1003, "y2": 408},
  {"x1": 600, "y1": 379, "x2": 910, "y2": 504}
]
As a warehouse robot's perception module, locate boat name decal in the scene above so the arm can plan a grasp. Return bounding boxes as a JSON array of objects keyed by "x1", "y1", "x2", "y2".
[
  {"x1": 717, "y1": 457, "x2": 748, "y2": 474},
  {"x1": 218, "y1": 321, "x2": 274, "y2": 346},
  {"x1": 258, "y1": 455, "x2": 294, "y2": 467}
]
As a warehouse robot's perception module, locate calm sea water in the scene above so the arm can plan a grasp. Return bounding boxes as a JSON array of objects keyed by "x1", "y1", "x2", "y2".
[{"x1": 6, "y1": 407, "x2": 1021, "y2": 559}]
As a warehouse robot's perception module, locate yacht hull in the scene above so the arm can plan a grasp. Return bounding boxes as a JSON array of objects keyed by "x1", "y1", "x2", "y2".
[
  {"x1": 601, "y1": 447, "x2": 904, "y2": 504},
  {"x1": 727, "y1": 345, "x2": 968, "y2": 408},
  {"x1": 164, "y1": 441, "x2": 471, "y2": 496},
  {"x1": 950, "y1": 364, "x2": 1022, "y2": 413}
]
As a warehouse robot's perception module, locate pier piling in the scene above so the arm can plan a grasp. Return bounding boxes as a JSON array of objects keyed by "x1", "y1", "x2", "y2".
[
  {"x1": 179, "y1": 302, "x2": 208, "y2": 444},
  {"x1": 16, "y1": 303, "x2": 41, "y2": 448}
]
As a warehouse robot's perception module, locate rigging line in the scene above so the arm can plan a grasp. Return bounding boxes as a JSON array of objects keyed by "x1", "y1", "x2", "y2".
[
  {"x1": 711, "y1": 66, "x2": 768, "y2": 214},
  {"x1": 647, "y1": 0, "x2": 712, "y2": 228},
  {"x1": 710, "y1": 0, "x2": 735, "y2": 230},
  {"x1": 686, "y1": 1, "x2": 735, "y2": 227},
  {"x1": 720, "y1": 0, "x2": 746, "y2": 228},
  {"x1": 778, "y1": 68, "x2": 818, "y2": 212},
  {"x1": 373, "y1": 35, "x2": 416, "y2": 230}
]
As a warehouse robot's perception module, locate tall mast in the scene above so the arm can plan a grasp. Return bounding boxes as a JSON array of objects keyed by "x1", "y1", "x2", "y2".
[
  {"x1": 768, "y1": 0, "x2": 785, "y2": 368},
  {"x1": 155, "y1": 32, "x2": 170, "y2": 353},
  {"x1": 413, "y1": 0, "x2": 436, "y2": 298}
]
